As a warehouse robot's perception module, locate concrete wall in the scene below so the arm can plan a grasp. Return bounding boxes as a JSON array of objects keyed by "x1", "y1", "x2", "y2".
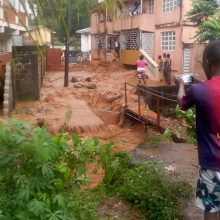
[
  {"x1": 3, "y1": 62, "x2": 14, "y2": 116},
  {"x1": 190, "y1": 44, "x2": 206, "y2": 80},
  {"x1": 154, "y1": 1, "x2": 181, "y2": 25},
  {"x1": 12, "y1": 46, "x2": 45, "y2": 101},
  {"x1": 154, "y1": 27, "x2": 182, "y2": 73}
]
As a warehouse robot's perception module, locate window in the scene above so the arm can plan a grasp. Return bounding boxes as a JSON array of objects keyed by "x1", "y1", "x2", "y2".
[
  {"x1": 161, "y1": 31, "x2": 175, "y2": 51},
  {"x1": 163, "y1": 0, "x2": 177, "y2": 13},
  {"x1": 149, "y1": 0, "x2": 154, "y2": 14}
]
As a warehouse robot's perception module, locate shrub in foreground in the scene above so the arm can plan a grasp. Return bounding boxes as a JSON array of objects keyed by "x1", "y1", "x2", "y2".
[{"x1": 0, "y1": 120, "x2": 98, "y2": 220}]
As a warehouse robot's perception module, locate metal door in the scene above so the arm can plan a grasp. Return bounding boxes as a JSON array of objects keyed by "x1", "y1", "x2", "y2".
[
  {"x1": 141, "y1": 32, "x2": 154, "y2": 57},
  {"x1": 183, "y1": 48, "x2": 191, "y2": 74}
]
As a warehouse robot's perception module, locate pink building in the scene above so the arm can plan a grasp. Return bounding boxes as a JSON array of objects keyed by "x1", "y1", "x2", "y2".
[{"x1": 91, "y1": 0, "x2": 203, "y2": 79}]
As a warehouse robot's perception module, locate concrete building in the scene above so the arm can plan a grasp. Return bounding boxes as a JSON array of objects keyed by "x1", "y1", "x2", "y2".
[
  {"x1": 0, "y1": 0, "x2": 29, "y2": 58},
  {"x1": 91, "y1": 0, "x2": 201, "y2": 77},
  {"x1": 76, "y1": 27, "x2": 91, "y2": 60}
]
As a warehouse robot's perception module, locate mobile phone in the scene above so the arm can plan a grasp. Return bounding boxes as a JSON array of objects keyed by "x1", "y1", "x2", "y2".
[{"x1": 180, "y1": 74, "x2": 192, "y2": 84}]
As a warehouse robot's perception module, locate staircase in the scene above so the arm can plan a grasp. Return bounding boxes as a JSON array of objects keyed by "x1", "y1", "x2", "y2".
[{"x1": 139, "y1": 49, "x2": 160, "y2": 81}]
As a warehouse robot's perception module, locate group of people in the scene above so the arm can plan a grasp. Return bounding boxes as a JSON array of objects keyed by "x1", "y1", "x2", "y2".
[
  {"x1": 135, "y1": 53, "x2": 172, "y2": 86},
  {"x1": 158, "y1": 53, "x2": 172, "y2": 85}
]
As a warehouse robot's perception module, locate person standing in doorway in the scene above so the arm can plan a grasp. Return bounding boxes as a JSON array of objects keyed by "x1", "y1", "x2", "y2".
[
  {"x1": 136, "y1": 54, "x2": 148, "y2": 85},
  {"x1": 115, "y1": 39, "x2": 120, "y2": 59}
]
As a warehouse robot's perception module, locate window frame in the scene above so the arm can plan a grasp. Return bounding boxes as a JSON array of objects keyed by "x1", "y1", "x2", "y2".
[
  {"x1": 149, "y1": 0, "x2": 154, "y2": 14},
  {"x1": 161, "y1": 31, "x2": 176, "y2": 51},
  {"x1": 162, "y1": 0, "x2": 177, "y2": 13}
]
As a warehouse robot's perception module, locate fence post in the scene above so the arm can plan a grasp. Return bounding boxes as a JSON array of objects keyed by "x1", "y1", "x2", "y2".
[
  {"x1": 156, "y1": 97, "x2": 160, "y2": 129},
  {"x1": 138, "y1": 88, "x2": 141, "y2": 115},
  {"x1": 125, "y1": 82, "x2": 127, "y2": 107}
]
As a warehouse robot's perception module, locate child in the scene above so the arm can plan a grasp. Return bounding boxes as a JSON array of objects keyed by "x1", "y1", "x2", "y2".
[
  {"x1": 158, "y1": 55, "x2": 164, "y2": 82},
  {"x1": 164, "y1": 54, "x2": 172, "y2": 85},
  {"x1": 136, "y1": 54, "x2": 148, "y2": 85},
  {"x1": 177, "y1": 40, "x2": 220, "y2": 220}
]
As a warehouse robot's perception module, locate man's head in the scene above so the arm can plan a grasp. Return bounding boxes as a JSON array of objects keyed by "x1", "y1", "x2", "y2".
[
  {"x1": 140, "y1": 54, "x2": 144, "y2": 60},
  {"x1": 167, "y1": 54, "x2": 170, "y2": 58},
  {"x1": 203, "y1": 40, "x2": 220, "y2": 79},
  {"x1": 158, "y1": 55, "x2": 162, "y2": 59},
  {"x1": 163, "y1": 53, "x2": 166, "y2": 58}
]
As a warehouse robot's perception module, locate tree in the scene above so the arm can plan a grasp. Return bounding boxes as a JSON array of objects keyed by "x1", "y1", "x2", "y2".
[
  {"x1": 196, "y1": 13, "x2": 220, "y2": 42},
  {"x1": 188, "y1": 0, "x2": 220, "y2": 42},
  {"x1": 187, "y1": 0, "x2": 219, "y2": 25},
  {"x1": 30, "y1": 0, "x2": 97, "y2": 41}
]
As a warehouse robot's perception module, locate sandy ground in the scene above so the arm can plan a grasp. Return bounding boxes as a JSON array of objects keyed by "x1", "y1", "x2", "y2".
[{"x1": 11, "y1": 60, "x2": 203, "y2": 219}]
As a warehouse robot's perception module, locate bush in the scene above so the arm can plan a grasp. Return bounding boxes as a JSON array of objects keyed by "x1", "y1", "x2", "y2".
[
  {"x1": 0, "y1": 120, "x2": 192, "y2": 220},
  {"x1": 114, "y1": 162, "x2": 192, "y2": 220},
  {"x1": 0, "y1": 120, "x2": 98, "y2": 220},
  {"x1": 99, "y1": 148, "x2": 192, "y2": 220},
  {"x1": 176, "y1": 105, "x2": 196, "y2": 145}
]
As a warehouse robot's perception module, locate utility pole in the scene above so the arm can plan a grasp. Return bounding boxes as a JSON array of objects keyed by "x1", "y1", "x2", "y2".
[{"x1": 64, "y1": 0, "x2": 71, "y2": 87}]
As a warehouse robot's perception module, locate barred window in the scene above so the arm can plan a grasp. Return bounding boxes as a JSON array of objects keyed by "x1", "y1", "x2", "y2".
[
  {"x1": 161, "y1": 31, "x2": 175, "y2": 51},
  {"x1": 163, "y1": 0, "x2": 177, "y2": 13},
  {"x1": 149, "y1": 0, "x2": 154, "y2": 14}
]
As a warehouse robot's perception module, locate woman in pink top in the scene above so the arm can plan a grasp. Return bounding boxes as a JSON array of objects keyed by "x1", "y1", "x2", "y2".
[{"x1": 136, "y1": 54, "x2": 148, "y2": 85}]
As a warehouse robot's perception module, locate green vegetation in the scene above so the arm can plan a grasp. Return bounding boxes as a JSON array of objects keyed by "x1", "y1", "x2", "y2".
[
  {"x1": 176, "y1": 106, "x2": 197, "y2": 145},
  {"x1": 188, "y1": 0, "x2": 220, "y2": 42},
  {"x1": 143, "y1": 128, "x2": 173, "y2": 147},
  {"x1": 0, "y1": 120, "x2": 99, "y2": 219},
  {"x1": 100, "y1": 157, "x2": 192, "y2": 220},
  {"x1": 0, "y1": 120, "x2": 192, "y2": 220}
]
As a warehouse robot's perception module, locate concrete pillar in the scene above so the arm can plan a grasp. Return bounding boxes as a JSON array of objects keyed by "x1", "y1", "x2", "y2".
[{"x1": 3, "y1": 62, "x2": 13, "y2": 117}]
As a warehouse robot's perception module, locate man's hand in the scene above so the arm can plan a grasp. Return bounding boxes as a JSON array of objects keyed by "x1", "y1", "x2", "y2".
[{"x1": 177, "y1": 76, "x2": 186, "y2": 107}]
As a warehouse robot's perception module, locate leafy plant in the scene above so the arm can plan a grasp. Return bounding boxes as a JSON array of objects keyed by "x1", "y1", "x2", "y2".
[
  {"x1": 97, "y1": 142, "x2": 132, "y2": 188},
  {"x1": 114, "y1": 162, "x2": 192, "y2": 220},
  {"x1": 97, "y1": 145, "x2": 192, "y2": 220},
  {"x1": 144, "y1": 128, "x2": 173, "y2": 147},
  {"x1": 0, "y1": 120, "x2": 98, "y2": 220},
  {"x1": 176, "y1": 105, "x2": 197, "y2": 145},
  {"x1": 187, "y1": 0, "x2": 220, "y2": 42}
]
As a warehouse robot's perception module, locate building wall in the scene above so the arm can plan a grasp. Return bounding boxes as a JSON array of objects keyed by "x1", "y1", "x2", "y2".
[
  {"x1": 91, "y1": 0, "x2": 198, "y2": 75},
  {"x1": 154, "y1": 1, "x2": 181, "y2": 25},
  {"x1": 190, "y1": 44, "x2": 206, "y2": 80},
  {"x1": 0, "y1": 0, "x2": 28, "y2": 55},
  {"x1": 81, "y1": 34, "x2": 91, "y2": 52},
  {"x1": 182, "y1": 0, "x2": 193, "y2": 21},
  {"x1": 154, "y1": 27, "x2": 182, "y2": 73}
]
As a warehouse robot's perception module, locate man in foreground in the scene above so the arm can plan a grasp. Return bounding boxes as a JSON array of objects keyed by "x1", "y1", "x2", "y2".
[{"x1": 178, "y1": 40, "x2": 220, "y2": 220}]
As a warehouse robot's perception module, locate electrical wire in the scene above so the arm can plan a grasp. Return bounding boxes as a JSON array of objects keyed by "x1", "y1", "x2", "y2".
[
  {"x1": 126, "y1": 82, "x2": 177, "y2": 103},
  {"x1": 143, "y1": 86, "x2": 177, "y2": 98}
]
